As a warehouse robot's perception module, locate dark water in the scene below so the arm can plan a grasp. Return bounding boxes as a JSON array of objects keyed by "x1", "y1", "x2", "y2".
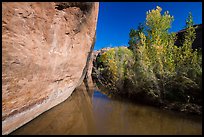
[{"x1": 11, "y1": 79, "x2": 202, "y2": 135}]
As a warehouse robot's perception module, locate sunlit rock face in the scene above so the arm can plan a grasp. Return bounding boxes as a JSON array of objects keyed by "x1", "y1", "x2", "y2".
[{"x1": 2, "y1": 2, "x2": 99, "y2": 135}]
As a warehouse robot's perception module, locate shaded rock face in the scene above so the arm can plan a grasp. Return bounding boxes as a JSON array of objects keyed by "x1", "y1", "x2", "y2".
[
  {"x1": 2, "y1": 2, "x2": 99, "y2": 135},
  {"x1": 175, "y1": 24, "x2": 202, "y2": 49},
  {"x1": 84, "y1": 33, "x2": 96, "y2": 80}
]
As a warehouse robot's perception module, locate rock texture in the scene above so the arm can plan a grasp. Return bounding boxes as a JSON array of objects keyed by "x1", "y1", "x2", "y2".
[{"x1": 2, "y1": 2, "x2": 99, "y2": 135}]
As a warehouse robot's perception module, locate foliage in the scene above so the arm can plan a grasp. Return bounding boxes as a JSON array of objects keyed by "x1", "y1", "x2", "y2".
[
  {"x1": 131, "y1": 7, "x2": 201, "y2": 103},
  {"x1": 128, "y1": 23, "x2": 145, "y2": 50},
  {"x1": 96, "y1": 7, "x2": 202, "y2": 105},
  {"x1": 97, "y1": 47, "x2": 134, "y2": 92}
]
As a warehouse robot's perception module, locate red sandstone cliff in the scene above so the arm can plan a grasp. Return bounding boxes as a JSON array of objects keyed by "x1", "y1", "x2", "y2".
[{"x1": 2, "y1": 2, "x2": 99, "y2": 135}]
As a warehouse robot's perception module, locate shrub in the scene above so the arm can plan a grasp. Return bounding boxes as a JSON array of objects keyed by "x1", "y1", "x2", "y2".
[{"x1": 97, "y1": 47, "x2": 134, "y2": 93}]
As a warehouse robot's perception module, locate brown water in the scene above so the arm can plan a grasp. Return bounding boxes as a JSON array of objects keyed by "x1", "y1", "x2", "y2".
[{"x1": 11, "y1": 79, "x2": 202, "y2": 135}]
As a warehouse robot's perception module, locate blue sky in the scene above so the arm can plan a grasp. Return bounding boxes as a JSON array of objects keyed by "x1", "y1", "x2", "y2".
[{"x1": 94, "y1": 2, "x2": 202, "y2": 50}]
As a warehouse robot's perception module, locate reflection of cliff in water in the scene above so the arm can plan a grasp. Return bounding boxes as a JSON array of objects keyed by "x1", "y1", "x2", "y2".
[
  {"x1": 11, "y1": 78, "x2": 96, "y2": 135},
  {"x1": 11, "y1": 77, "x2": 202, "y2": 135}
]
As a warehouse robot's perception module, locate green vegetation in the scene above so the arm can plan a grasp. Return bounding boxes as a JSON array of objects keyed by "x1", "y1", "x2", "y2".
[
  {"x1": 94, "y1": 6, "x2": 202, "y2": 111},
  {"x1": 96, "y1": 47, "x2": 134, "y2": 93}
]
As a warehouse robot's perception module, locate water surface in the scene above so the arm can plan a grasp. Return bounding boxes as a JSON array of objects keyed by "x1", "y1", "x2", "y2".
[{"x1": 11, "y1": 79, "x2": 202, "y2": 135}]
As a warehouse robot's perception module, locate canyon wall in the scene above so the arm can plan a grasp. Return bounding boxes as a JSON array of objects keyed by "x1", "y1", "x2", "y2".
[{"x1": 2, "y1": 2, "x2": 99, "y2": 135}]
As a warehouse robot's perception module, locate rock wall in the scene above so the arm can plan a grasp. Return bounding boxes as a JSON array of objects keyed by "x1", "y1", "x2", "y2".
[
  {"x1": 2, "y1": 2, "x2": 99, "y2": 135},
  {"x1": 84, "y1": 33, "x2": 95, "y2": 80}
]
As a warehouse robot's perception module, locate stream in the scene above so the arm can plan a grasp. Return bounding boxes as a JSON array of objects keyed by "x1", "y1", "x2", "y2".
[{"x1": 11, "y1": 78, "x2": 202, "y2": 135}]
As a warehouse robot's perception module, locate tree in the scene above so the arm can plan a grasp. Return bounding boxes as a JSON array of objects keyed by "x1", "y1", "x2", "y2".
[
  {"x1": 175, "y1": 12, "x2": 197, "y2": 76},
  {"x1": 183, "y1": 12, "x2": 196, "y2": 49},
  {"x1": 146, "y1": 6, "x2": 174, "y2": 47},
  {"x1": 128, "y1": 23, "x2": 145, "y2": 51}
]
